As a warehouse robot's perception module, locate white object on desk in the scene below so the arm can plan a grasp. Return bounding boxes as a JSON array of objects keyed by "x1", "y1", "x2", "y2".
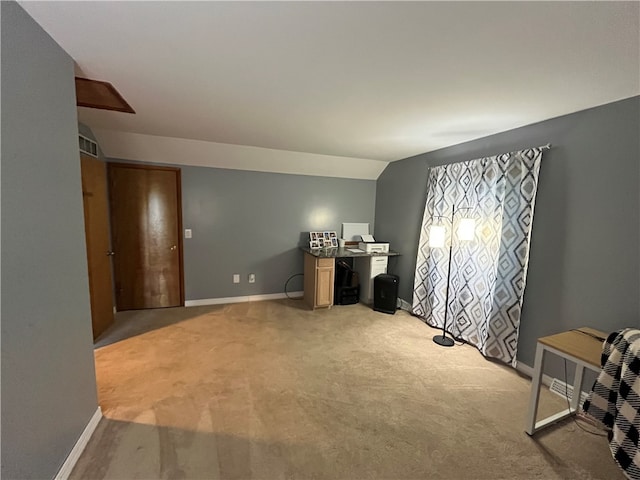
[
  {"x1": 347, "y1": 248, "x2": 364, "y2": 253},
  {"x1": 360, "y1": 234, "x2": 375, "y2": 243},
  {"x1": 342, "y1": 223, "x2": 369, "y2": 241},
  {"x1": 358, "y1": 242, "x2": 389, "y2": 253},
  {"x1": 355, "y1": 255, "x2": 388, "y2": 304}
]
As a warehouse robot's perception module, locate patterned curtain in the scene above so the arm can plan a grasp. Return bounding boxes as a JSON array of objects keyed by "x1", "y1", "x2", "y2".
[{"x1": 412, "y1": 148, "x2": 543, "y2": 366}]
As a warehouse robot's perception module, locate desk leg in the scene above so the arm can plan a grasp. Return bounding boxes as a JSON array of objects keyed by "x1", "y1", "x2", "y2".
[
  {"x1": 571, "y1": 364, "x2": 585, "y2": 411},
  {"x1": 525, "y1": 342, "x2": 545, "y2": 435}
]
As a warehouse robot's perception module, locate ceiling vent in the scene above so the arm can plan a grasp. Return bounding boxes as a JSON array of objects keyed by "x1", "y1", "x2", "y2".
[{"x1": 79, "y1": 134, "x2": 98, "y2": 158}]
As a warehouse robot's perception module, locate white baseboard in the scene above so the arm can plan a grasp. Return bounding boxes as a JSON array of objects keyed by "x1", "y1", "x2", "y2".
[
  {"x1": 55, "y1": 406, "x2": 102, "y2": 480},
  {"x1": 185, "y1": 291, "x2": 303, "y2": 307},
  {"x1": 516, "y1": 361, "x2": 591, "y2": 401},
  {"x1": 515, "y1": 361, "x2": 553, "y2": 387}
]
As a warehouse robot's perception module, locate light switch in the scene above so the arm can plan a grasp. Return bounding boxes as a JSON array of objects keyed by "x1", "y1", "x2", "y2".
[{"x1": 185, "y1": 229, "x2": 192, "y2": 239}]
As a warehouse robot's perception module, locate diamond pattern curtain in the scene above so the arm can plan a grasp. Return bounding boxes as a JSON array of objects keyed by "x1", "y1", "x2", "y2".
[{"x1": 412, "y1": 148, "x2": 543, "y2": 366}]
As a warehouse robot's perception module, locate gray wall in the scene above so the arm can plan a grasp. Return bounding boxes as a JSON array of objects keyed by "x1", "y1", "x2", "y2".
[
  {"x1": 375, "y1": 96, "x2": 640, "y2": 369},
  {"x1": 107, "y1": 160, "x2": 376, "y2": 300},
  {"x1": 1, "y1": 3, "x2": 99, "y2": 479}
]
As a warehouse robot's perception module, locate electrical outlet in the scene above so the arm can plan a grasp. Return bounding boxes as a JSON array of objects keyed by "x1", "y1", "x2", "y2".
[
  {"x1": 248, "y1": 273, "x2": 256, "y2": 284},
  {"x1": 233, "y1": 274, "x2": 240, "y2": 284}
]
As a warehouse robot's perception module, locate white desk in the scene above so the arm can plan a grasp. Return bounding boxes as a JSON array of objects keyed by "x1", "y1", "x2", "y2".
[
  {"x1": 354, "y1": 255, "x2": 389, "y2": 304},
  {"x1": 525, "y1": 327, "x2": 606, "y2": 435}
]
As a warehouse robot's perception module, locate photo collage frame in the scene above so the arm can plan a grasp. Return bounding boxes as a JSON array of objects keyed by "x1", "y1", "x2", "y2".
[{"x1": 309, "y1": 231, "x2": 338, "y2": 249}]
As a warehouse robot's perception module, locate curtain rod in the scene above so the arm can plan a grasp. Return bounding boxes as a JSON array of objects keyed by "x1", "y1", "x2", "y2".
[{"x1": 427, "y1": 143, "x2": 553, "y2": 171}]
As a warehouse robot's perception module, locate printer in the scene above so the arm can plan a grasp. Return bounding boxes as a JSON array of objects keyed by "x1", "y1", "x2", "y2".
[{"x1": 358, "y1": 234, "x2": 389, "y2": 253}]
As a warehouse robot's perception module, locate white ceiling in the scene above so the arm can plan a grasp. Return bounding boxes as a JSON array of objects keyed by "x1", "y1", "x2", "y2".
[{"x1": 20, "y1": 1, "x2": 640, "y2": 179}]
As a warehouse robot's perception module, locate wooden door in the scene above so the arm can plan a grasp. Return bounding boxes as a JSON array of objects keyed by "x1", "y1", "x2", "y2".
[
  {"x1": 80, "y1": 154, "x2": 115, "y2": 339},
  {"x1": 108, "y1": 163, "x2": 184, "y2": 310}
]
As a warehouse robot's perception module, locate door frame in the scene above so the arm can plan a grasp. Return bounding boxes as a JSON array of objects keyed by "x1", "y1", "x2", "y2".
[
  {"x1": 80, "y1": 153, "x2": 115, "y2": 339},
  {"x1": 107, "y1": 162, "x2": 185, "y2": 307}
]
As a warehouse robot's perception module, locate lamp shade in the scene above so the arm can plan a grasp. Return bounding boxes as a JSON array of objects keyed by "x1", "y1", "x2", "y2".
[
  {"x1": 428, "y1": 225, "x2": 446, "y2": 248},
  {"x1": 457, "y1": 218, "x2": 476, "y2": 241}
]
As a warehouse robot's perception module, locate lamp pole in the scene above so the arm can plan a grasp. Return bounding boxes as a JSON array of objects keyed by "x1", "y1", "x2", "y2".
[
  {"x1": 433, "y1": 238, "x2": 455, "y2": 347},
  {"x1": 432, "y1": 203, "x2": 473, "y2": 348}
]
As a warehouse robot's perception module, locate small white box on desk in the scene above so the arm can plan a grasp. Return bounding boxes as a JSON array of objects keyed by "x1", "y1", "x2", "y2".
[{"x1": 358, "y1": 242, "x2": 389, "y2": 253}]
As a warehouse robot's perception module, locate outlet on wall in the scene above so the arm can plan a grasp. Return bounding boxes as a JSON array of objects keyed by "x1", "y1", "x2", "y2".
[
  {"x1": 233, "y1": 274, "x2": 240, "y2": 284},
  {"x1": 248, "y1": 273, "x2": 256, "y2": 284}
]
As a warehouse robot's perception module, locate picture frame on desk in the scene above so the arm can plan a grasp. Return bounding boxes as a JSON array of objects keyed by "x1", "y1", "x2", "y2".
[
  {"x1": 309, "y1": 231, "x2": 337, "y2": 249},
  {"x1": 309, "y1": 231, "x2": 321, "y2": 249}
]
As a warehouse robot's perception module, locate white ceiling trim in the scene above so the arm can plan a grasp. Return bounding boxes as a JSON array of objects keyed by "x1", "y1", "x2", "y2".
[{"x1": 93, "y1": 130, "x2": 388, "y2": 181}]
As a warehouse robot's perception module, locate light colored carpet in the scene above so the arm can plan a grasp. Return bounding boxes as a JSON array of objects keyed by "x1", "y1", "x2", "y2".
[{"x1": 72, "y1": 300, "x2": 622, "y2": 479}]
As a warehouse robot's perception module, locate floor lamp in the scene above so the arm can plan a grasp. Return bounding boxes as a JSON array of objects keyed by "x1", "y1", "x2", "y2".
[{"x1": 429, "y1": 205, "x2": 475, "y2": 347}]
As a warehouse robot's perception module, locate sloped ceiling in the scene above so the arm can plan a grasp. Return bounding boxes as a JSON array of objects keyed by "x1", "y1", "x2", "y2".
[{"x1": 20, "y1": 1, "x2": 640, "y2": 179}]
